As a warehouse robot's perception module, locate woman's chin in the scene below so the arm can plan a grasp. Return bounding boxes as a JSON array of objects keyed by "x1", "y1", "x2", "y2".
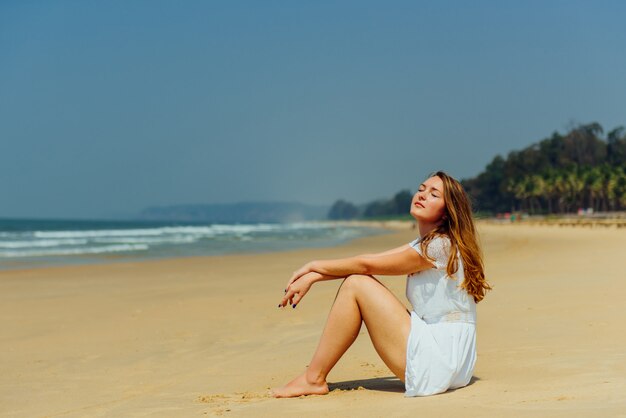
[{"x1": 411, "y1": 213, "x2": 439, "y2": 224}]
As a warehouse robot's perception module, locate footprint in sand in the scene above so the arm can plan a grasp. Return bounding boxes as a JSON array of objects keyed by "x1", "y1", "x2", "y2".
[
  {"x1": 198, "y1": 391, "x2": 270, "y2": 415},
  {"x1": 198, "y1": 394, "x2": 229, "y2": 404},
  {"x1": 360, "y1": 361, "x2": 388, "y2": 377}
]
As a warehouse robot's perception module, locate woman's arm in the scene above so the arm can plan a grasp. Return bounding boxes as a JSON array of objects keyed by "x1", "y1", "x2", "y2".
[
  {"x1": 360, "y1": 243, "x2": 411, "y2": 258},
  {"x1": 312, "y1": 247, "x2": 433, "y2": 276},
  {"x1": 281, "y1": 247, "x2": 435, "y2": 308},
  {"x1": 289, "y1": 246, "x2": 435, "y2": 285}
]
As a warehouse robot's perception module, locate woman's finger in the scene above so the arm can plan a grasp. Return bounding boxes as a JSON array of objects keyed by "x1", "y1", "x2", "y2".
[
  {"x1": 285, "y1": 270, "x2": 305, "y2": 291},
  {"x1": 288, "y1": 265, "x2": 310, "y2": 286},
  {"x1": 286, "y1": 276, "x2": 297, "y2": 289},
  {"x1": 280, "y1": 288, "x2": 296, "y2": 307},
  {"x1": 288, "y1": 270, "x2": 303, "y2": 286},
  {"x1": 291, "y1": 292, "x2": 301, "y2": 307},
  {"x1": 288, "y1": 290, "x2": 298, "y2": 306}
]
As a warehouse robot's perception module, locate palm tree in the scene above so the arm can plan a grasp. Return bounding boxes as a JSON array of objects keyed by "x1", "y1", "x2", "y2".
[
  {"x1": 565, "y1": 169, "x2": 584, "y2": 212},
  {"x1": 602, "y1": 165, "x2": 619, "y2": 211},
  {"x1": 616, "y1": 167, "x2": 626, "y2": 209},
  {"x1": 529, "y1": 174, "x2": 546, "y2": 214},
  {"x1": 553, "y1": 171, "x2": 568, "y2": 214},
  {"x1": 586, "y1": 166, "x2": 603, "y2": 212}
]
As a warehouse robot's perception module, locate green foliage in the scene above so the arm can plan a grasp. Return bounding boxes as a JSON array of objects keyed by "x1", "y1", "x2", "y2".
[
  {"x1": 361, "y1": 190, "x2": 412, "y2": 217},
  {"x1": 464, "y1": 122, "x2": 626, "y2": 214},
  {"x1": 327, "y1": 190, "x2": 415, "y2": 220},
  {"x1": 328, "y1": 199, "x2": 359, "y2": 220}
]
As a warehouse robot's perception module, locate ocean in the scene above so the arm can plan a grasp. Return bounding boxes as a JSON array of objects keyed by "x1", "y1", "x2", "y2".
[{"x1": 0, "y1": 218, "x2": 388, "y2": 270}]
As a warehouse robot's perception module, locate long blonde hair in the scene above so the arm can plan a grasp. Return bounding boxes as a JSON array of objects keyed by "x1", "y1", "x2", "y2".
[{"x1": 419, "y1": 171, "x2": 491, "y2": 303}]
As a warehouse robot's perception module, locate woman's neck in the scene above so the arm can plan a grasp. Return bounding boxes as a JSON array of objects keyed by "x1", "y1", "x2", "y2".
[{"x1": 417, "y1": 221, "x2": 440, "y2": 238}]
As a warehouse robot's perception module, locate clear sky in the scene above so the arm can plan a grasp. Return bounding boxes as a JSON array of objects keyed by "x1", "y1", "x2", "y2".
[{"x1": 1, "y1": 1, "x2": 625, "y2": 219}]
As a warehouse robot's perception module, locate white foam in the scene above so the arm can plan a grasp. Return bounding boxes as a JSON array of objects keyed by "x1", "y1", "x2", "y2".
[
  {"x1": 29, "y1": 223, "x2": 293, "y2": 239},
  {"x1": 33, "y1": 229, "x2": 165, "y2": 238},
  {"x1": 92, "y1": 236, "x2": 197, "y2": 244},
  {"x1": 0, "y1": 244, "x2": 149, "y2": 258},
  {"x1": 0, "y1": 222, "x2": 353, "y2": 261},
  {"x1": 0, "y1": 222, "x2": 329, "y2": 240},
  {"x1": 0, "y1": 239, "x2": 89, "y2": 248}
]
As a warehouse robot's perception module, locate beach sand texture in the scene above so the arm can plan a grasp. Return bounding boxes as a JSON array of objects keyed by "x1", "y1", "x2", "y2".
[{"x1": 1, "y1": 223, "x2": 625, "y2": 417}]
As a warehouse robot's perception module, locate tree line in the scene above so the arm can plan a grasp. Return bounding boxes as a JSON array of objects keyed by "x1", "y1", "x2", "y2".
[
  {"x1": 327, "y1": 122, "x2": 626, "y2": 219},
  {"x1": 462, "y1": 122, "x2": 626, "y2": 215},
  {"x1": 327, "y1": 191, "x2": 413, "y2": 220}
]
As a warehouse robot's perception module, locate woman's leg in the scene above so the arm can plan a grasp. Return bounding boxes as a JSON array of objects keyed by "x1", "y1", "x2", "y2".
[{"x1": 272, "y1": 275, "x2": 411, "y2": 398}]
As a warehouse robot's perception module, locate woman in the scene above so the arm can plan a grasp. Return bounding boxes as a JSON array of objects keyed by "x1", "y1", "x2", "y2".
[{"x1": 272, "y1": 171, "x2": 491, "y2": 398}]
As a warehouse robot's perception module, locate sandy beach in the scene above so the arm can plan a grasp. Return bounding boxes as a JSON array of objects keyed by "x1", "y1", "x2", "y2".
[{"x1": 1, "y1": 222, "x2": 625, "y2": 417}]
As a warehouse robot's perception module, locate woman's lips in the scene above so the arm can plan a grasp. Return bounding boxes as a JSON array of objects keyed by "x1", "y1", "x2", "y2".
[{"x1": 414, "y1": 202, "x2": 424, "y2": 208}]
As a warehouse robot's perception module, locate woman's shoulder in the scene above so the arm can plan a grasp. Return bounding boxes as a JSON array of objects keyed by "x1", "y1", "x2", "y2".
[
  {"x1": 410, "y1": 234, "x2": 451, "y2": 249},
  {"x1": 430, "y1": 234, "x2": 451, "y2": 245},
  {"x1": 409, "y1": 234, "x2": 451, "y2": 269},
  {"x1": 426, "y1": 234, "x2": 451, "y2": 256}
]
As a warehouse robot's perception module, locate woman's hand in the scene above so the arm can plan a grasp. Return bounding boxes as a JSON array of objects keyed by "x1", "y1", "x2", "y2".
[
  {"x1": 285, "y1": 262, "x2": 315, "y2": 289},
  {"x1": 279, "y1": 271, "x2": 323, "y2": 308}
]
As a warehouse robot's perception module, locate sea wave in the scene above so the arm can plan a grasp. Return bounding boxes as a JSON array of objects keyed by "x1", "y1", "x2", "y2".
[
  {"x1": 0, "y1": 220, "x2": 385, "y2": 267},
  {"x1": 0, "y1": 238, "x2": 89, "y2": 248},
  {"x1": 29, "y1": 223, "x2": 298, "y2": 239},
  {"x1": 0, "y1": 244, "x2": 150, "y2": 258},
  {"x1": 92, "y1": 236, "x2": 197, "y2": 244}
]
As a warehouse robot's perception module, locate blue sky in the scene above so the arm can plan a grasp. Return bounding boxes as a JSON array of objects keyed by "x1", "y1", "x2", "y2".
[{"x1": 1, "y1": 1, "x2": 625, "y2": 219}]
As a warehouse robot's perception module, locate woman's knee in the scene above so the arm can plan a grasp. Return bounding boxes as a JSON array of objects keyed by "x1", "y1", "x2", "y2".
[{"x1": 341, "y1": 274, "x2": 380, "y2": 292}]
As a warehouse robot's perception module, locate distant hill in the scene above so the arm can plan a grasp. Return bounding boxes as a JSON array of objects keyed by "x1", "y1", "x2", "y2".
[{"x1": 138, "y1": 201, "x2": 329, "y2": 223}]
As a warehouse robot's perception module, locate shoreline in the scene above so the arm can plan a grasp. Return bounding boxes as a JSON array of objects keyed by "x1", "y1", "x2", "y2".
[
  {"x1": 2, "y1": 216, "x2": 623, "y2": 274},
  {"x1": 0, "y1": 222, "x2": 397, "y2": 273}
]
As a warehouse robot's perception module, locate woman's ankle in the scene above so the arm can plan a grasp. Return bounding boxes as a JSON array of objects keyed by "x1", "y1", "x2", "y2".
[
  {"x1": 304, "y1": 368, "x2": 327, "y2": 386},
  {"x1": 271, "y1": 372, "x2": 330, "y2": 398}
]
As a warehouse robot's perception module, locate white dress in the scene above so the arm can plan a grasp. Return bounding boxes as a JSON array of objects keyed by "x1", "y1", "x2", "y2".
[{"x1": 404, "y1": 235, "x2": 477, "y2": 396}]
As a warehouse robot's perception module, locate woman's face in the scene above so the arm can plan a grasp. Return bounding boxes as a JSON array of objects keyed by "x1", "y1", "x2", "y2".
[{"x1": 410, "y1": 175, "x2": 447, "y2": 223}]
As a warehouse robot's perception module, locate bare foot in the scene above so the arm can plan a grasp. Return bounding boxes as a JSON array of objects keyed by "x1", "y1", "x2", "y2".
[{"x1": 271, "y1": 373, "x2": 329, "y2": 398}]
